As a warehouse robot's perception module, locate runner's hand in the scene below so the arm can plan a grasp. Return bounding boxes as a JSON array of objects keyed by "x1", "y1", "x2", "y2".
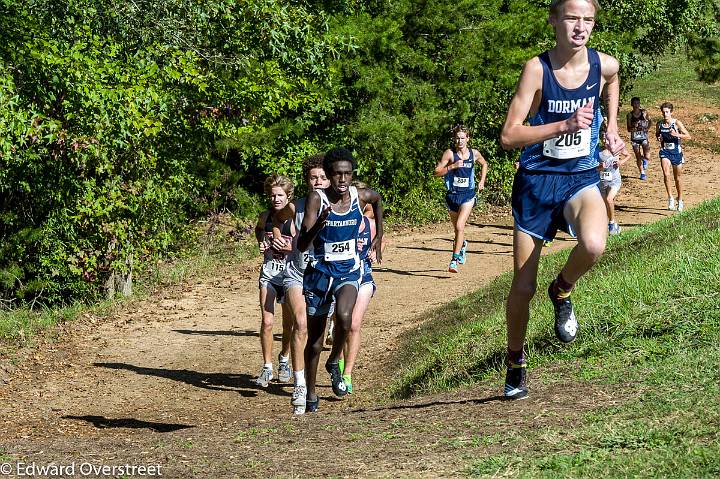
[
  {"x1": 565, "y1": 100, "x2": 594, "y2": 132},
  {"x1": 371, "y1": 237, "x2": 382, "y2": 264},
  {"x1": 259, "y1": 241, "x2": 270, "y2": 253},
  {"x1": 317, "y1": 205, "x2": 332, "y2": 225},
  {"x1": 368, "y1": 248, "x2": 377, "y2": 264},
  {"x1": 604, "y1": 131, "x2": 625, "y2": 156},
  {"x1": 270, "y1": 236, "x2": 288, "y2": 252}
]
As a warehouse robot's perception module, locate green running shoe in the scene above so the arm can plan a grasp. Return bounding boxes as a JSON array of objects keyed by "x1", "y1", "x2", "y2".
[{"x1": 343, "y1": 374, "x2": 353, "y2": 394}]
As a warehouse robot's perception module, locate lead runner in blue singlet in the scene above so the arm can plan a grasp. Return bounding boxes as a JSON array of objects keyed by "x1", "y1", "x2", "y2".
[
  {"x1": 499, "y1": 0, "x2": 625, "y2": 400},
  {"x1": 297, "y1": 147, "x2": 384, "y2": 413}
]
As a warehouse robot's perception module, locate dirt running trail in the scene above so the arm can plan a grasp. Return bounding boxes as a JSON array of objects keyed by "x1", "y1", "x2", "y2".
[{"x1": 2, "y1": 101, "x2": 719, "y2": 478}]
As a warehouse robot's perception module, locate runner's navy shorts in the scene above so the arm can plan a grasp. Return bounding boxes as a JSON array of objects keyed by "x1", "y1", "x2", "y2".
[
  {"x1": 445, "y1": 190, "x2": 476, "y2": 213},
  {"x1": 303, "y1": 264, "x2": 360, "y2": 316},
  {"x1": 512, "y1": 168, "x2": 600, "y2": 242},
  {"x1": 660, "y1": 152, "x2": 685, "y2": 166}
]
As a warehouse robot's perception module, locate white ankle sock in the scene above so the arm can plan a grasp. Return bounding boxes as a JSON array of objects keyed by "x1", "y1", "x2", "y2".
[{"x1": 294, "y1": 370, "x2": 306, "y2": 386}]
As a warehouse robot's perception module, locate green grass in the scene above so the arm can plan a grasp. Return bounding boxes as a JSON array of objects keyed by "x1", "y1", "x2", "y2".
[
  {"x1": 392, "y1": 199, "x2": 720, "y2": 477},
  {"x1": 628, "y1": 54, "x2": 720, "y2": 107}
]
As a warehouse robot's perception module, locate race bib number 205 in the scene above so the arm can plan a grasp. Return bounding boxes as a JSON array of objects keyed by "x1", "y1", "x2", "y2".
[{"x1": 543, "y1": 129, "x2": 591, "y2": 160}]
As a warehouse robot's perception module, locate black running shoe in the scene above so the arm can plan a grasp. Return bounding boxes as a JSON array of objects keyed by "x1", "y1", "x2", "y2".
[
  {"x1": 548, "y1": 282, "x2": 578, "y2": 343},
  {"x1": 325, "y1": 361, "x2": 348, "y2": 397},
  {"x1": 504, "y1": 363, "x2": 528, "y2": 400},
  {"x1": 306, "y1": 396, "x2": 320, "y2": 413}
]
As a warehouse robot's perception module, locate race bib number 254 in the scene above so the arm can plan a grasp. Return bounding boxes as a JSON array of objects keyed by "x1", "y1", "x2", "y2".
[{"x1": 324, "y1": 239, "x2": 356, "y2": 261}]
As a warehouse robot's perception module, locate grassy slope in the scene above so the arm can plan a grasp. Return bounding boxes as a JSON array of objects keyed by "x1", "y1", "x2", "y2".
[
  {"x1": 392, "y1": 56, "x2": 720, "y2": 477},
  {"x1": 394, "y1": 198, "x2": 720, "y2": 477}
]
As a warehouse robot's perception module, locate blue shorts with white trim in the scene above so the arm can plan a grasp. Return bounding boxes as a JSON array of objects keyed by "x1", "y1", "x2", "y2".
[
  {"x1": 512, "y1": 168, "x2": 600, "y2": 242},
  {"x1": 303, "y1": 264, "x2": 360, "y2": 317}
]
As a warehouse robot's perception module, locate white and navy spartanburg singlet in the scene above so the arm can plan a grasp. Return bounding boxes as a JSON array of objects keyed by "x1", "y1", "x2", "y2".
[
  {"x1": 658, "y1": 120, "x2": 682, "y2": 156},
  {"x1": 311, "y1": 186, "x2": 363, "y2": 276},
  {"x1": 519, "y1": 48, "x2": 603, "y2": 173},
  {"x1": 445, "y1": 149, "x2": 475, "y2": 193}
]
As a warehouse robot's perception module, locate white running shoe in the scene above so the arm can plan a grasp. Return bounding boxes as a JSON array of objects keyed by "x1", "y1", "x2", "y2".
[
  {"x1": 668, "y1": 197, "x2": 676, "y2": 211},
  {"x1": 277, "y1": 358, "x2": 292, "y2": 383},
  {"x1": 255, "y1": 367, "x2": 273, "y2": 387},
  {"x1": 677, "y1": 199, "x2": 684, "y2": 212},
  {"x1": 291, "y1": 384, "x2": 307, "y2": 415}
]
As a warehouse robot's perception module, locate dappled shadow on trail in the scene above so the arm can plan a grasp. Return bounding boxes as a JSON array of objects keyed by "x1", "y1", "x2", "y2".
[
  {"x1": 437, "y1": 237, "x2": 513, "y2": 247},
  {"x1": 62, "y1": 415, "x2": 193, "y2": 432},
  {"x1": 173, "y1": 329, "x2": 282, "y2": 341},
  {"x1": 616, "y1": 204, "x2": 667, "y2": 215},
  {"x1": 373, "y1": 267, "x2": 449, "y2": 279},
  {"x1": 467, "y1": 222, "x2": 514, "y2": 230},
  {"x1": 351, "y1": 394, "x2": 505, "y2": 414},
  {"x1": 94, "y1": 362, "x2": 291, "y2": 398}
]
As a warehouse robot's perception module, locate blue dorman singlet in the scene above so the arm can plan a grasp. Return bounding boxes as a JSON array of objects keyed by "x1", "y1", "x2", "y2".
[
  {"x1": 658, "y1": 120, "x2": 682, "y2": 155},
  {"x1": 519, "y1": 48, "x2": 603, "y2": 173},
  {"x1": 445, "y1": 149, "x2": 475, "y2": 193}
]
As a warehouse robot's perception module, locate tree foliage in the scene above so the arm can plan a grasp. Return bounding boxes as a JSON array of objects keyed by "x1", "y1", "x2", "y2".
[{"x1": 0, "y1": 0, "x2": 715, "y2": 305}]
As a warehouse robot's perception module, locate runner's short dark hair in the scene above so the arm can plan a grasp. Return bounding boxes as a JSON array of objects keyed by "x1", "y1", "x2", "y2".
[
  {"x1": 660, "y1": 102, "x2": 673, "y2": 112},
  {"x1": 323, "y1": 147, "x2": 356, "y2": 173},
  {"x1": 302, "y1": 154, "x2": 325, "y2": 181}
]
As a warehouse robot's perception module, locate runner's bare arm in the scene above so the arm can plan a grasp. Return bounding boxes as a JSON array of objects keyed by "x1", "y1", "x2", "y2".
[
  {"x1": 474, "y1": 149, "x2": 488, "y2": 191},
  {"x1": 626, "y1": 112, "x2": 633, "y2": 133},
  {"x1": 271, "y1": 202, "x2": 295, "y2": 251},
  {"x1": 255, "y1": 211, "x2": 270, "y2": 252},
  {"x1": 674, "y1": 120, "x2": 691, "y2": 140},
  {"x1": 297, "y1": 191, "x2": 330, "y2": 253},
  {"x1": 501, "y1": 58, "x2": 593, "y2": 150},
  {"x1": 434, "y1": 149, "x2": 459, "y2": 177},
  {"x1": 358, "y1": 187, "x2": 384, "y2": 264},
  {"x1": 599, "y1": 52, "x2": 624, "y2": 155}
]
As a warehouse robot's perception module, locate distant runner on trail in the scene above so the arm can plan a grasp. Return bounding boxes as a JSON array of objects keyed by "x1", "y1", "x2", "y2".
[
  {"x1": 434, "y1": 125, "x2": 488, "y2": 273},
  {"x1": 500, "y1": 0, "x2": 624, "y2": 399},
  {"x1": 253, "y1": 174, "x2": 295, "y2": 388},
  {"x1": 283, "y1": 155, "x2": 330, "y2": 415},
  {"x1": 626, "y1": 97, "x2": 652, "y2": 180},
  {"x1": 656, "y1": 102, "x2": 691, "y2": 211},
  {"x1": 297, "y1": 148, "x2": 384, "y2": 413},
  {"x1": 598, "y1": 145, "x2": 631, "y2": 234}
]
